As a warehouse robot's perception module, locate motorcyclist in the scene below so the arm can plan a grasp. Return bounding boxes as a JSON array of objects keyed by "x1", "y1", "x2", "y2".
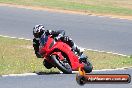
[{"x1": 33, "y1": 24, "x2": 83, "y2": 59}]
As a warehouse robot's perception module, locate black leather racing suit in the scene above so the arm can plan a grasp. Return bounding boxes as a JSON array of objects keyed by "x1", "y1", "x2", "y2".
[{"x1": 33, "y1": 30, "x2": 80, "y2": 58}]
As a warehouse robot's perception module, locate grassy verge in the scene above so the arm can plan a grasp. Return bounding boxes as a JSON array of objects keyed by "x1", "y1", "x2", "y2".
[
  {"x1": 0, "y1": 36, "x2": 59, "y2": 75},
  {"x1": 84, "y1": 51, "x2": 132, "y2": 70},
  {"x1": 0, "y1": 36, "x2": 132, "y2": 75},
  {"x1": 0, "y1": 0, "x2": 132, "y2": 16}
]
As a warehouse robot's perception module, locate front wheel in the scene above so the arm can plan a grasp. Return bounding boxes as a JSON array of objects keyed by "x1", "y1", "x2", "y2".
[
  {"x1": 80, "y1": 55, "x2": 93, "y2": 73},
  {"x1": 43, "y1": 60, "x2": 53, "y2": 69},
  {"x1": 83, "y1": 60, "x2": 93, "y2": 73},
  {"x1": 51, "y1": 55, "x2": 72, "y2": 74}
]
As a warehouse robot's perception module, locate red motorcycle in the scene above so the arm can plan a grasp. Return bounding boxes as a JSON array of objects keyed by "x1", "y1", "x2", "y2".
[{"x1": 39, "y1": 35, "x2": 93, "y2": 74}]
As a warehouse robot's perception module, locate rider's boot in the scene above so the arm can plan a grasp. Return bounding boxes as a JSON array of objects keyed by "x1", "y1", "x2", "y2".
[
  {"x1": 72, "y1": 44, "x2": 87, "y2": 62},
  {"x1": 72, "y1": 44, "x2": 82, "y2": 55},
  {"x1": 72, "y1": 44, "x2": 89, "y2": 63},
  {"x1": 63, "y1": 36, "x2": 87, "y2": 62}
]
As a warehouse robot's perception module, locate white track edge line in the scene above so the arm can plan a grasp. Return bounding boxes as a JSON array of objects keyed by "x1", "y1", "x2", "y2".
[
  {"x1": 0, "y1": 35, "x2": 129, "y2": 57},
  {"x1": 0, "y1": 35, "x2": 32, "y2": 41},
  {"x1": 1, "y1": 73, "x2": 37, "y2": 77},
  {"x1": 2, "y1": 66, "x2": 132, "y2": 77}
]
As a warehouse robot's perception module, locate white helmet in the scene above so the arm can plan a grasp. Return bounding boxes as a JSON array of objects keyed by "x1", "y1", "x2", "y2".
[{"x1": 33, "y1": 24, "x2": 45, "y2": 38}]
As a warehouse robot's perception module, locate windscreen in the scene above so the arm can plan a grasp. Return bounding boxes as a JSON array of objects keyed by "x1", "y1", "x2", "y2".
[{"x1": 40, "y1": 35, "x2": 48, "y2": 46}]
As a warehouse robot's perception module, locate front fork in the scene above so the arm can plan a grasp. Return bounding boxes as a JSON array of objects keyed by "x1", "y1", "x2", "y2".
[{"x1": 51, "y1": 52, "x2": 64, "y2": 61}]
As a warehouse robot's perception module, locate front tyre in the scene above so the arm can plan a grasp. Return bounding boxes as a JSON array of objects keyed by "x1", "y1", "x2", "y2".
[
  {"x1": 51, "y1": 55, "x2": 72, "y2": 74},
  {"x1": 83, "y1": 61, "x2": 93, "y2": 73},
  {"x1": 43, "y1": 60, "x2": 53, "y2": 69},
  {"x1": 80, "y1": 55, "x2": 93, "y2": 73}
]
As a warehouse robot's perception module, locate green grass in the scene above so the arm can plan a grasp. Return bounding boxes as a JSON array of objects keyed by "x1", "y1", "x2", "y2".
[
  {"x1": 0, "y1": 36, "x2": 132, "y2": 75},
  {"x1": 0, "y1": 0, "x2": 132, "y2": 16},
  {"x1": 84, "y1": 50, "x2": 132, "y2": 70},
  {"x1": 0, "y1": 36, "x2": 59, "y2": 75}
]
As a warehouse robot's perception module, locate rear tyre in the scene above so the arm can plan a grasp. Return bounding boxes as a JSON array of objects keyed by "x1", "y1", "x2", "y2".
[{"x1": 51, "y1": 55, "x2": 72, "y2": 74}]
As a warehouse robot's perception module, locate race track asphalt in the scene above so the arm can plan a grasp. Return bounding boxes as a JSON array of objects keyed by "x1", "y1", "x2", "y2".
[
  {"x1": 0, "y1": 5, "x2": 131, "y2": 88},
  {"x1": 0, "y1": 6, "x2": 132, "y2": 55},
  {"x1": 0, "y1": 68, "x2": 131, "y2": 88}
]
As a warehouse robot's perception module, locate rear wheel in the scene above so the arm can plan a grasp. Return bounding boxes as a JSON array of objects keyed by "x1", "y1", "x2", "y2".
[{"x1": 51, "y1": 55, "x2": 72, "y2": 74}]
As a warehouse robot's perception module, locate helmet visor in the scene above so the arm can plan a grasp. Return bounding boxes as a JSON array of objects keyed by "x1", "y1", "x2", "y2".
[{"x1": 34, "y1": 32, "x2": 40, "y2": 38}]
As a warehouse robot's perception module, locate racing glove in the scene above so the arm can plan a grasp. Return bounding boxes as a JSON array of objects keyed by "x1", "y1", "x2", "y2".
[
  {"x1": 55, "y1": 34, "x2": 63, "y2": 41},
  {"x1": 63, "y1": 36, "x2": 69, "y2": 41}
]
